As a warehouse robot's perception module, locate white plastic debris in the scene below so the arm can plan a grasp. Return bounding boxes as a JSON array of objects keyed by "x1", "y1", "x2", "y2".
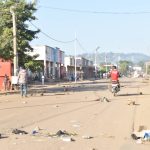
[{"x1": 61, "y1": 137, "x2": 74, "y2": 142}]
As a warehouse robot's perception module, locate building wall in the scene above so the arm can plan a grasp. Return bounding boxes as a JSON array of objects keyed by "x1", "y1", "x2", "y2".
[{"x1": 27, "y1": 45, "x2": 65, "y2": 79}]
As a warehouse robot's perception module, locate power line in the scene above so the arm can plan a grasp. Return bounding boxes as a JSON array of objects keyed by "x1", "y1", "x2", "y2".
[
  {"x1": 38, "y1": 5, "x2": 150, "y2": 15},
  {"x1": 29, "y1": 21, "x2": 75, "y2": 43},
  {"x1": 76, "y1": 39, "x2": 87, "y2": 52}
]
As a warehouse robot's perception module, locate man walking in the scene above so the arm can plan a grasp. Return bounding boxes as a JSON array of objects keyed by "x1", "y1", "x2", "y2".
[{"x1": 18, "y1": 67, "x2": 28, "y2": 97}]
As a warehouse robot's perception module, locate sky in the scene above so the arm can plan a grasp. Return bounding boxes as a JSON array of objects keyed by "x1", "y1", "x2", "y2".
[{"x1": 27, "y1": 0, "x2": 150, "y2": 56}]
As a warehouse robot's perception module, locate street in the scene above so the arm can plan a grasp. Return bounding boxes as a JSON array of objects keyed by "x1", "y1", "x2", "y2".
[{"x1": 0, "y1": 77, "x2": 150, "y2": 150}]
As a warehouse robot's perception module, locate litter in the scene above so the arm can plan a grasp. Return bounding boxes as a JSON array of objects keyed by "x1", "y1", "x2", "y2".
[
  {"x1": 34, "y1": 126, "x2": 41, "y2": 131},
  {"x1": 32, "y1": 130, "x2": 38, "y2": 135},
  {"x1": 101, "y1": 97, "x2": 110, "y2": 102},
  {"x1": 95, "y1": 97, "x2": 110, "y2": 102},
  {"x1": 12, "y1": 129, "x2": 28, "y2": 135},
  {"x1": 61, "y1": 136, "x2": 75, "y2": 142},
  {"x1": 127, "y1": 100, "x2": 135, "y2": 105},
  {"x1": 72, "y1": 124, "x2": 80, "y2": 128},
  {"x1": 48, "y1": 130, "x2": 77, "y2": 138},
  {"x1": 82, "y1": 135, "x2": 94, "y2": 139},
  {"x1": 131, "y1": 129, "x2": 150, "y2": 143}
]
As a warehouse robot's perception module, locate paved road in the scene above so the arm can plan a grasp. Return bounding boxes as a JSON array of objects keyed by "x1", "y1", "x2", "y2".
[{"x1": 0, "y1": 78, "x2": 149, "y2": 150}]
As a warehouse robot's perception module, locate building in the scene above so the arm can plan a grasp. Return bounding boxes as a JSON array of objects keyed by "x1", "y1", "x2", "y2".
[
  {"x1": 64, "y1": 56, "x2": 94, "y2": 80},
  {"x1": 0, "y1": 59, "x2": 12, "y2": 90},
  {"x1": 28, "y1": 45, "x2": 65, "y2": 79}
]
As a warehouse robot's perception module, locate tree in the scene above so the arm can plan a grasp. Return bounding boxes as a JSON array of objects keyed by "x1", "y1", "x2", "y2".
[
  {"x1": 119, "y1": 60, "x2": 132, "y2": 76},
  {"x1": 0, "y1": 0, "x2": 40, "y2": 68},
  {"x1": 24, "y1": 54, "x2": 43, "y2": 73}
]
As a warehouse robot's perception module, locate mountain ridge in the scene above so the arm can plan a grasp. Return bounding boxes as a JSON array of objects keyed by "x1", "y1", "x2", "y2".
[{"x1": 78, "y1": 52, "x2": 150, "y2": 64}]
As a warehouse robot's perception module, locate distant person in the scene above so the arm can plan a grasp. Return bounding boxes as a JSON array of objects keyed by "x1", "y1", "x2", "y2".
[
  {"x1": 3, "y1": 74, "x2": 8, "y2": 91},
  {"x1": 7, "y1": 76, "x2": 11, "y2": 91},
  {"x1": 18, "y1": 67, "x2": 28, "y2": 97}
]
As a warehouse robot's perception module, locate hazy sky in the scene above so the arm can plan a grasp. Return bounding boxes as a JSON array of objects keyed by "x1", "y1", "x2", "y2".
[{"x1": 28, "y1": 0, "x2": 150, "y2": 56}]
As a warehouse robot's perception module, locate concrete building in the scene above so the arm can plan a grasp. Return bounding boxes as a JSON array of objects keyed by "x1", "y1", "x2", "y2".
[
  {"x1": 28, "y1": 45, "x2": 65, "y2": 79},
  {"x1": 64, "y1": 56, "x2": 94, "y2": 80}
]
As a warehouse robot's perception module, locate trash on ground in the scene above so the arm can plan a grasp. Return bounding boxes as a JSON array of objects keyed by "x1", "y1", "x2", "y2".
[
  {"x1": 127, "y1": 100, "x2": 135, "y2": 105},
  {"x1": 61, "y1": 136, "x2": 75, "y2": 142},
  {"x1": 72, "y1": 124, "x2": 80, "y2": 128},
  {"x1": 0, "y1": 133, "x2": 8, "y2": 139},
  {"x1": 82, "y1": 135, "x2": 94, "y2": 139},
  {"x1": 131, "y1": 128, "x2": 150, "y2": 144},
  {"x1": 32, "y1": 130, "x2": 38, "y2": 135},
  {"x1": 12, "y1": 129, "x2": 28, "y2": 135},
  {"x1": 48, "y1": 130, "x2": 77, "y2": 138},
  {"x1": 34, "y1": 126, "x2": 41, "y2": 131},
  {"x1": 52, "y1": 105, "x2": 59, "y2": 108},
  {"x1": 136, "y1": 138, "x2": 142, "y2": 144},
  {"x1": 100, "y1": 97, "x2": 110, "y2": 102},
  {"x1": 94, "y1": 97, "x2": 110, "y2": 102}
]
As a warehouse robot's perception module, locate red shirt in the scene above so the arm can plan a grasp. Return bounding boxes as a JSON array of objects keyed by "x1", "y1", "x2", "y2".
[{"x1": 110, "y1": 69, "x2": 119, "y2": 81}]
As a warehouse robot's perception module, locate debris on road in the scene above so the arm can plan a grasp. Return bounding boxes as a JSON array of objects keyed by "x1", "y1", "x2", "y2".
[
  {"x1": 12, "y1": 129, "x2": 28, "y2": 135},
  {"x1": 101, "y1": 97, "x2": 110, "y2": 102},
  {"x1": 72, "y1": 124, "x2": 80, "y2": 128},
  {"x1": 46, "y1": 130, "x2": 77, "y2": 142},
  {"x1": 95, "y1": 97, "x2": 110, "y2": 102},
  {"x1": 60, "y1": 136, "x2": 75, "y2": 142},
  {"x1": 52, "y1": 105, "x2": 59, "y2": 108},
  {"x1": 131, "y1": 127, "x2": 150, "y2": 144},
  {"x1": 127, "y1": 99, "x2": 136, "y2": 105},
  {"x1": 82, "y1": 135, "x2": 94, "y2": 139}
]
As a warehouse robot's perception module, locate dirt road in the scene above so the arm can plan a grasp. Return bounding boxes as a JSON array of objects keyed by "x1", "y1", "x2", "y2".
[{"x1": 0, "y1": 78, "x2": 149, "y2": 150}]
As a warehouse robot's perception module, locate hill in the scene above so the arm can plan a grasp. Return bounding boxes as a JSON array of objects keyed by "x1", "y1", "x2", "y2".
[{"x1": 78, "y1": 52, "x2": 150, "y2": 64}]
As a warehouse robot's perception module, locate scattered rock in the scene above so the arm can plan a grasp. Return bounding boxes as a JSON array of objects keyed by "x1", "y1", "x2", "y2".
[{"x1": 139, "y1": 92, "x2": 143, "y2": 95}]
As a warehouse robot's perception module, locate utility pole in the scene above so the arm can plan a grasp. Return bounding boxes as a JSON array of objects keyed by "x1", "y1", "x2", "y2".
[
  {"x1": 74, "y1": 33, "x2": 77, "y2": 83},
  {"x1": 10, "y1": 6, "x2": 18, "y2": 76},
  {"x1": 105, "y1": 53, "x2": 108, "y2": 78},
  {"x1": 94, "y1": 46, "x2": 100, "y2": 79}
]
